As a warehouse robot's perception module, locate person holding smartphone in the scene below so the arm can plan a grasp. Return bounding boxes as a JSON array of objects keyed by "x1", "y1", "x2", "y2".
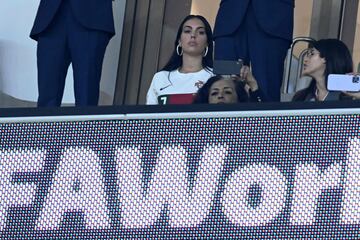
[
  {"x1": 193, "y1": 66, "x2": 265, "y2": 104},
  {"x1": 292, "y1": 39, "x2": 353, "y2": 101},
  {"x1": 213, "y1": 0, "x2": 294, "y2": 102}
]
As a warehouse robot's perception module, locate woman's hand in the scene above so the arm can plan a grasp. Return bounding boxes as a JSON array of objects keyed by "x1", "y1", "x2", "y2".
[
  {"x1": 343, "y1": 91, "x2": 360, "y2": 100},
  {"x1": 239, "y1": 65, "x2": 258, "y2": 91}
]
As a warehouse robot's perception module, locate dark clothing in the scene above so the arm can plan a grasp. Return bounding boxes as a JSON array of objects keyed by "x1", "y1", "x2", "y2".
[
  {"x1": 213, "y1": 0, "x2": 294, "y2": 102},
  {"x1": 30, "y1": 0, "x2": 115, "y2": 106},
  {"x1": 30, "y1": 0, "x2": 115, "y2": 40},
  {"x1": 249, "y1": 89, "x2": 266, "y2": 102},
  {"x1": 293, "y1": 89, "x2": 342, "y2": 102}
]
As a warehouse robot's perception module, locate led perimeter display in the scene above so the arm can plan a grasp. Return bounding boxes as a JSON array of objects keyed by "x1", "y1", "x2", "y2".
[{"x1": 0, "y1": 112, "x2": 359, "y2": 238}]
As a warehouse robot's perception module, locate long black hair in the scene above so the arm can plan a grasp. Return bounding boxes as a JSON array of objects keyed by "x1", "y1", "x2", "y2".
[
  {"x1": 161, "y1": 15, "x2": 214, "y2": 72},
  {"x1": 293, "y1": 39, "x2": 353, "y2": 101},
  {"x1": 193, "y1": 75, "x2": 249, "y2": 103}
]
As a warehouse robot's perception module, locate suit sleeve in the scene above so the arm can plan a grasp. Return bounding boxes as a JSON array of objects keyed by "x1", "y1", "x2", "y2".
[{"x1": 249, "y1": 89, "x2": 267, "y2": 102}]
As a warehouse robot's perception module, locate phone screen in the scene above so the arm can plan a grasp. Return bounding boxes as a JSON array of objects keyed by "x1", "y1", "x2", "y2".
[
  {"x1": 213, "y1": 60, "x2": 243, "y2": 75},
  {"x1": 328, "y1": 74, "x2": 360, "y2": 92}
]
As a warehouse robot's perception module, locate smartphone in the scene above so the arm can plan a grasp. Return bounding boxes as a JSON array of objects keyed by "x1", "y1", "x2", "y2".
[
  {"x1": 213, "y1": 59, "x2": 243, "y2": 75},
  {"x1": 327, "y1": 74, "x2": 360, "y2": 91}
]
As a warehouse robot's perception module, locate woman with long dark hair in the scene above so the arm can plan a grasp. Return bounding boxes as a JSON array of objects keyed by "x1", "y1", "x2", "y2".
[
  {"x1": 146, "y1": 15, "x2": 214, "y2": 105},
  {"x1": 292, "y1": 39, "x2": 353, "y2": 101}
]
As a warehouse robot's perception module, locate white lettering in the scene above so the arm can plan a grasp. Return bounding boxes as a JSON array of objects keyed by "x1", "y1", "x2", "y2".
[
  {"x1": 341, "y1": 137, "x2": 360, "y2": 224},
  {"x1": 36, "y1": 147, "x2": 110, "y2": 230},
  {"x1": 222, "y1": 163, "x2": 287, "y2": 226},
  {"x1": 0, "y1": 149, "x2": 45, "y2": 231},
  {"x1": 290, "y1": 162, "x2": 342, "y2": 224},
  {"x1": 116, "y1": 144, "x2": 227, "y2": 228}
]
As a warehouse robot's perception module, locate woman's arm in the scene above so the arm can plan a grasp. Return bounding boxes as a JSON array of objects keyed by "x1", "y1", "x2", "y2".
[
  {"x1": 239, "y1": 65, "x2": 259, "y2": 92},
  {"x1": 238, "y1": 65, "x2": 266, "y2": 102}
]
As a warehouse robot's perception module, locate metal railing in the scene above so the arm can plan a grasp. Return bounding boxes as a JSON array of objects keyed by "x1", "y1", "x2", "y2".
[{"x1": 282, "y1": 37, "x2": 316, "y2": 95}]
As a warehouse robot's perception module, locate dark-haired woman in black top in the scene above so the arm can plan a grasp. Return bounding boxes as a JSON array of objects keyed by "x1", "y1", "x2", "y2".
[{"x1": 292, "y1": 39, "x2": 353, "y2": 102}]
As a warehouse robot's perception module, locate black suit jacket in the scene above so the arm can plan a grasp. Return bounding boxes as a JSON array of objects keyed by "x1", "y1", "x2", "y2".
[
  {"x1": 213, "y1": 0, "x2": 294, "y2": 41},
  {"x1": 30, "y1": 0, "x2": 115, "y2": 40}
]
